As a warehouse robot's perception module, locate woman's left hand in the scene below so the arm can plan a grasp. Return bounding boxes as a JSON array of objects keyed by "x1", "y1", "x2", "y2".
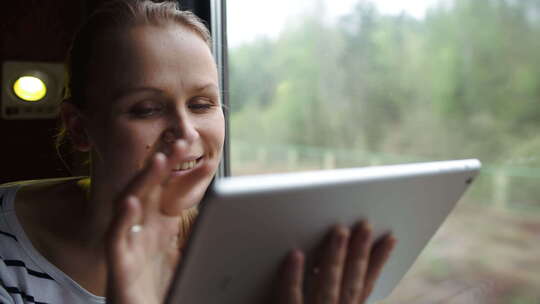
[{"x1": 275, "y1": 222, "x2": 396, "y2": 304}]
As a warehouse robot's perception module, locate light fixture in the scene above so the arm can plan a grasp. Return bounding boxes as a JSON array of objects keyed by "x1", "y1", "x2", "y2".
[
  {"x1": 2, "y1": 61, "x2": 64, "y2": 120},
  {"x1": 13, "y1": 75, "x2": 48, "y2": 102}
]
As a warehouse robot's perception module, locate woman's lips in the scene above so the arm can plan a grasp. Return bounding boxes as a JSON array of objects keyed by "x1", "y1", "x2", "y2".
[
  {"x1": 173, "y1": 159, "x2": 198, "y2": 171},
  {"x1": 170, "y1": 156, "x2": 204, "y2": 177}
]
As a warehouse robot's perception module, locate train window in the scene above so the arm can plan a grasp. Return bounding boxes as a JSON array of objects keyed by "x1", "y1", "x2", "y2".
[{"x1": 226, "y1": 0, "x2": 540, "y2": 302}]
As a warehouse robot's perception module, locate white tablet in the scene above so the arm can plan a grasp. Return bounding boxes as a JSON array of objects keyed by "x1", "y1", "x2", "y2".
[{"x1": 165, "y1": 159, "x2": 481, "y2": 304}]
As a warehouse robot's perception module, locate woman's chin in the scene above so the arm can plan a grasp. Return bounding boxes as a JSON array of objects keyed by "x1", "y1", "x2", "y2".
[
  {"x1": 160, "y1": 181, "x2": 209, "y2": 216},
  {"x1": 161, "y1": 156, "x2": 218, "y2": 216}
]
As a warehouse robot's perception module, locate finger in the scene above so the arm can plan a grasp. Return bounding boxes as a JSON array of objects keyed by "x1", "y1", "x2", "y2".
[
  {"x1": 339, "y1": 221, "x2": 373, "y2": 304},
  {"x1": 158, "y1": 140, "x2": 191, "y2": 190},
  {"x1": 159, "y1": 140, "x2": 190, "y2": 192},
  {"x1": 160, "y1": 141, "x2": 201, "y2": 215},
  {"x1": 313, "y1": 226, "x2": 350, "y2": 304},
  {"x1": 277, "y1": 250, "x2": 305, "y2": 304},
  {"x1": 360, "y1": 234, "x2": 396, "y2": 302},
  {"x1": 107, "y1": 195, "x2": 142, "y2": 258},
  {"x1": 164, "y1": 140, "x2": 190, "y2": 173},
  {"x1": 123, "y1": 141, "x2": 185, "y2": 215},
  {"x1": 119, "y1": 152, "x2": 167, "y2": 203}
]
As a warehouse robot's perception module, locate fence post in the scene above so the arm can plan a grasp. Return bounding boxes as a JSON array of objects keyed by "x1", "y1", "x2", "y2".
[
  {"x1": 256, "y1": 146, "x2": 267, "y2": 164},
  {"x1": 323, "y1": 151, "x2": 336, "y2": 169},
  {"x1": 369, "y1": 155, "x2": 381, "y2": 166},
  {"x1": 493, "y1": 170, "x2": 508, "y2": 210},
  {"x1": 287, "y1": 148, "x2": 298, "y2": 170}
]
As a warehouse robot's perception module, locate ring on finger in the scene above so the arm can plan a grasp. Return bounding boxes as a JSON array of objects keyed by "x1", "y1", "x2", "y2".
[{"x1": 130, "y1": 224, "x2": 143, "y2": 233}]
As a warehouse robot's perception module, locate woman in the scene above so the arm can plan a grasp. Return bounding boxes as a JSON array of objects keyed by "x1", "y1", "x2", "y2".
[{"x1": 0, "y1": 1, "x2": 396, "y2": 303}]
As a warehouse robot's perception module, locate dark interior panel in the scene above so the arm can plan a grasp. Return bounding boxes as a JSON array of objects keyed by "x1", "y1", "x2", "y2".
[
  {"x1": 0, "y1": 0, "x2": 212, "y2": 184},
  {"x1": 1, "y1": 1, "x2": 85, "y2": 183}
]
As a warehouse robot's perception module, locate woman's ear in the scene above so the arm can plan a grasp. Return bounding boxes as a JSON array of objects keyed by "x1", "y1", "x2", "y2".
[{"x1": 60, "y1": 101, "x2": 91, "y2": 152}]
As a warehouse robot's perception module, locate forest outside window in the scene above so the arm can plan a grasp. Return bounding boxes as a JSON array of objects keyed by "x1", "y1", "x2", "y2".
[{"x1": 226, "y1": 0, "x2": 540, "y2": 302}]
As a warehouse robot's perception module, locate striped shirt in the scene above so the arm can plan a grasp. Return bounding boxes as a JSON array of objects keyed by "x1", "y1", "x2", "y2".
[{"x1": 0, "y1": 182, "x2": 105, "y2": 304}]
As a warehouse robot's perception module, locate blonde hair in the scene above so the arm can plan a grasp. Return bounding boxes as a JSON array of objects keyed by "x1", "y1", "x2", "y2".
[
  {"x1": 178, "y1": 207, "x2": 199, "y2": 249},
  {"x1": 65, "y1": 0, "x2": 211, "y2": 108},
  {"x1": 56, "y1": 0, "x2": 212, "y2": 174}
]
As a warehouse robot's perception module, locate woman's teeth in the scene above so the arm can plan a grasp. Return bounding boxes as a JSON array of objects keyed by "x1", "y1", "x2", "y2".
[{"x1": 175, "y1": 160, "x2": 197, "y2": 171}]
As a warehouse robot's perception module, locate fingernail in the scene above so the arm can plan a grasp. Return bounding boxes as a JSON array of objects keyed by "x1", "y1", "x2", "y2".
[
  {"x1": 389, "y1": 235, "x2": 397, "y2": 246},
  {"x1": 359, "y1": 220, "x2": 372, "y2": 233},
  {"x1": 175, "y1": 140, "x2": 187, "y2": 149},
  {"x1": 334, "y1": 226, "x2": 349, "y2": 247},
  {"x1": 289, "y1": 250, "x2": 303, "y2": 266},
  {"x1": 155, "y1": 152, "x2": 165, "y2": 162}
]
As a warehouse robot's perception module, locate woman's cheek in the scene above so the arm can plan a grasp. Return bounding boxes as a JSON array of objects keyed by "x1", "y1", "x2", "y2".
[
  {"x1": 207, "y1": 113, "x2": 226, "y2": 153},
  {"x1": 110, "y1": 128, "x2": 160, "y2": 173}
]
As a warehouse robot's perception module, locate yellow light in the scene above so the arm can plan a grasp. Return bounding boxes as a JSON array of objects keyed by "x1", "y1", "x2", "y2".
[{"x1": 12, "y1": 76, "x2": 47, "y2": 102}]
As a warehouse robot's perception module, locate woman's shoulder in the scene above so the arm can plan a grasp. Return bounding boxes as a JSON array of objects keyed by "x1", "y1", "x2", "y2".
[
  {"x1": 0, "y1": 179, "x2": 40, "y2": 190},
  {"x1": 0, "y1": 180, "x2": 43, "y2": 211},
  {"x1": 1, "y1": 176, "x2": 86, "y2": 188},
  {"x1": 1, "y1": 177, "x2": 87, "y2": 197},
  {"x1": 1, "y1": 177, "x2": 88, "y2": 218}
]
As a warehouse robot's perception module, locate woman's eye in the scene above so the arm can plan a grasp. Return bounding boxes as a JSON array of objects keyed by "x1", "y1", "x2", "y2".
[
  {"x1": 189, "y1": 99, "x2": 215, "y2": 111},
  {"x1": 130, "y1": 103, "x2": 164, "y2": 118}
]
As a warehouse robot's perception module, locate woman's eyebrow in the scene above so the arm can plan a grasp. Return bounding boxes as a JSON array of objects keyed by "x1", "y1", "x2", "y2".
[
  {"x1": 112, "y1": 87, "x2": 163, "y2": 101},
  {"x1": 112, "y1": 84, "x2": 219, "y2": 101},
  {"x1": 193, "y1": 83, "x2": 219, "y2": 93}
]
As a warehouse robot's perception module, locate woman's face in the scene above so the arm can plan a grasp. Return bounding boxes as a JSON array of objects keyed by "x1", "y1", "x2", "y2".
[{"x1": 81, "y1": 24, "x2": 224, "y2": 211}]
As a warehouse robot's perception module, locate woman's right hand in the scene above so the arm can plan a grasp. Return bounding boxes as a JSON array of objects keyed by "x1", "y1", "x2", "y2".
[
  {"x1": 105, "y1": 141, "x2": 193, "y2": 304},
  {"x1": 276, "y1": 222, "x2": 396, "y2": 304}
]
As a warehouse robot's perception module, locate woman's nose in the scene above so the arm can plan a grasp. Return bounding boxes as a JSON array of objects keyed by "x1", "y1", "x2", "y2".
[{"x1": 163, "y1": 117, "x2": 198, "y2": 144}]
